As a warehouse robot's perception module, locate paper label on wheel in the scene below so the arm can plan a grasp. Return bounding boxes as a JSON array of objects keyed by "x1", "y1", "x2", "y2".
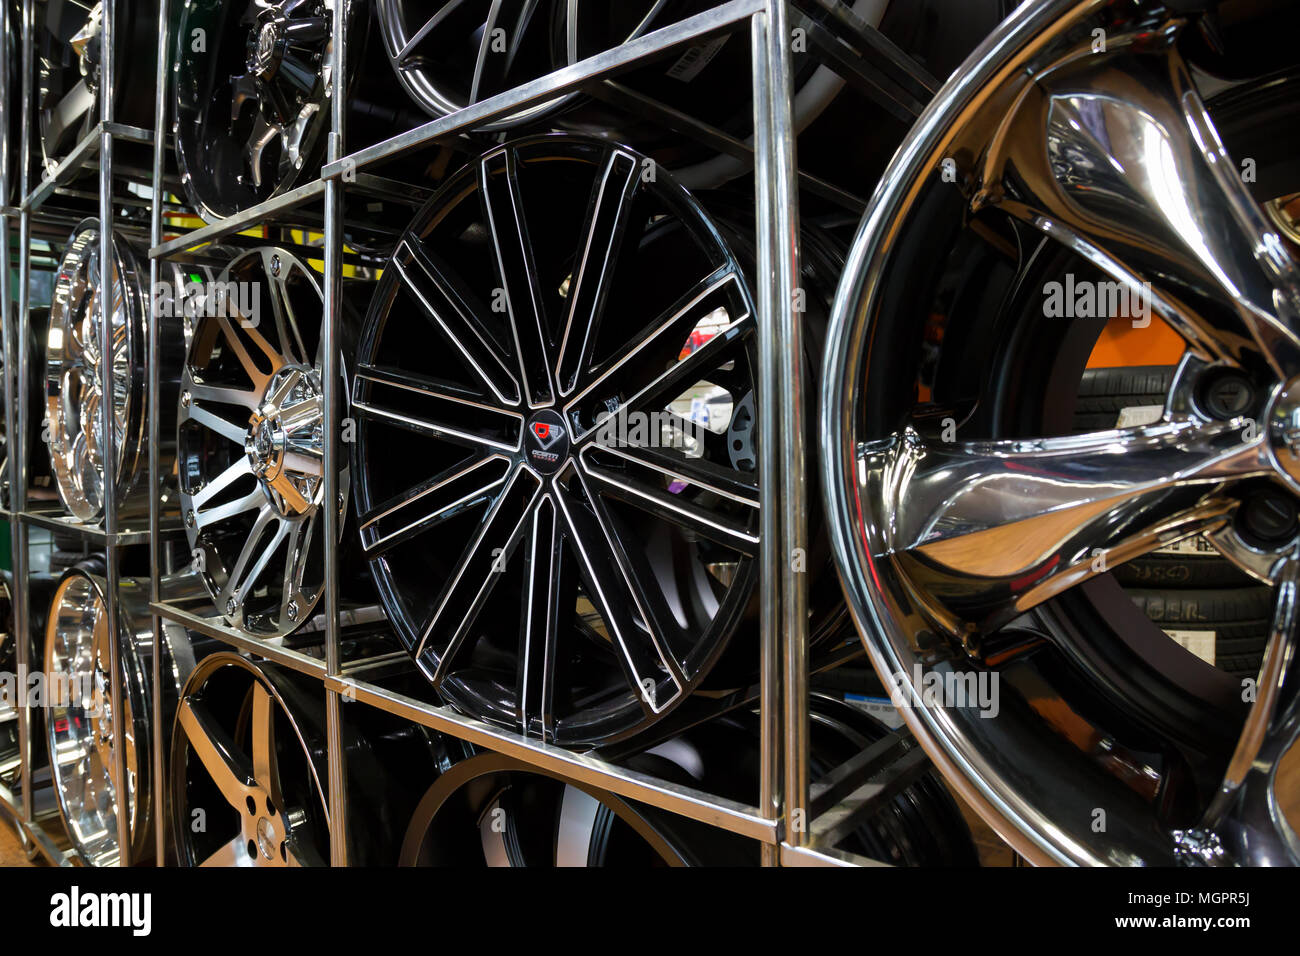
[
  {"x1": 1154, "y1": 535, "x2": 1219, "y2": 557},
  {"x1": 1115, "y1": 404, "x2": 1164, "y2": 428},
  {"x1": 845, "y1": 695, "x2": 907, "y2": 729},
  {"x1": 1165, "y1": 629, "x2": 1216, "y2": 666},
  {"x1": 666, "y1": 37, "x2": 729, "y2": 82}
]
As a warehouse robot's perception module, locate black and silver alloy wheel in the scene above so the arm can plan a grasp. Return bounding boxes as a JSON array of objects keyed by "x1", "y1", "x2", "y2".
[
  {"x1": 353, "y1": 135, "x2": 762, "y2": 746},
  {"x1": 171, "y1": 651, "x2": 446, "y2": 866},
  {"x1": 375, "y1": 0, "x2": 565, "y2": 129},
  {"x1": 44, "y1": 567, "x2": 208, "y2": 867},
  {"x1": 822, "y1": 0, "x2": 1300, "y2": 865},
  {"x1": 44, "y1": 221, "x2": 187, "y2": 523},
  {"x1": 178, "y1": 247, "x2": 346, "y2": 639}
]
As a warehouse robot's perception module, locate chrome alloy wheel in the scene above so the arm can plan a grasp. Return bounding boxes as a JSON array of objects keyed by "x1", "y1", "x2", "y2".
[
  {"x1": 375, "y1": 0, "x2": 565, "y2": 129},
  {"x1": 44, "y1": 221, "x2": 187, "y2": 523},
  {"x1": 353, "y1": 135, "x2": 760, "y2": 746},
  {"x1": 172, "y1": 652, "x2": 447, "y2": 866},
  {"x1": 44, "y1": 568, "x2": 206, "y2": 867},
  {"x1": 822, "y1": 0, "x2": 1300, "y2": 865},
  {"x1": 174, "y1": 0, "x2": 343, "y2": 221},
  {"x1": 178, "y1": 247, "x2": 345, "y2": 638}
]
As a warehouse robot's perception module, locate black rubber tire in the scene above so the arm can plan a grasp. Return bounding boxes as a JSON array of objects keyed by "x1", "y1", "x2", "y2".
[
  {"x1": 1072, "y1": 365, "x2": 1174, "y2": 432},
  {"x1": 1111, "y1": 549, "x2": 1256, "y2": 589},
  {"x1": 1127, "y1": 587, "x2": 1270, "y2": 679}
]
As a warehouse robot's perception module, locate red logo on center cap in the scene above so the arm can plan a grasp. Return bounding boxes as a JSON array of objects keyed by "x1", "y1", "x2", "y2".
[
  {"x1": 530, "y1": 420, "x2": 566, "y2": 450},
  {"x1": 532, "y1": 423, "x2": 550, "y2": 441}
]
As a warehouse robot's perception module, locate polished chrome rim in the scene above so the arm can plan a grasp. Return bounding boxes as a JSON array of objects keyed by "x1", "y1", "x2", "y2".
[
  {"x1": 822, "y1": 0, "x2": 1300, "y2": 865},
  {"x1": 178, "y1": 247, "x2": 344, "y2": 638},
  {"x1": 170, "y1": 653, "x2": 327, "y2": 867},
  {"x1": 173, "y1": 0, "x2": 338, "y2": 221},
  {"x1": 44, "y1": 220, "x2": 145, "y2": 522},
  {"x1": 44, "y1": 569, "x2": 150, "y2": 867},
  {"x1": 37, "y1": 0, "x2": 104, "y2": 175},
  {"x1": 354, "y1": 135, "x2": 759, "y2": 745},
  {"x1": 375, "y1": 0, "x2": 566, "y2": 129}
]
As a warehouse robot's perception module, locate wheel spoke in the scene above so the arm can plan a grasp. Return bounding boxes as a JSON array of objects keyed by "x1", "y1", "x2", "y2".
[
  {"x1": 578, "y1": 444, "x2": 759, "y2": 555},
  {"x1": 359, "y1": 455, "x2": 512, "y2": 558},
  {"x1": 217, "y1": 315, "x2": 280, "y2": 392},
  {"x1": 518, "y1": 495, "x2": 568, "y2": 738},
  {"x1": 396, "y1": 0, "x2": 469, "y2": 66},
  {"x1": 417, "y1": 467, "x2": 543, "y2": 667},
  {"x1": 217, "y1": 510, "x2": 289, "y2": 613},
  {"x1": 469, "y1": 0, "x2": 507, "y2": 105},
  {"x1": 200, "y1": 836, "x2": 256, "y2": 868},
  {"x1": 555, "y1": 785, "x2": 602, "y2": 867},
  {"x1": 556, "y1": 150, "x2": 641, "y2": 394},
  {"x1": 554, "y1": 477, "x2": 683, "y2": 713},
  {"x1": 392, "y1": 239, "x2": 520, "y2": 405},
  {"x1": 864, "y1": 420, "x2": 1270, "y2": 631},
  {"x1": 195, "y1": 489, "x2": 266, "y2": 531},
  {"x1": 190, "y1": 458, "x2": 254, "y2": 511},
  {"x1": 983, "y1": 43, "x2": 1300, "y2": 377},
  {"x1": 352, "y1": 363, "x2": 523, "y2": 453},
  {"x1": 177, "y1": 697, "x2": 256, "y2": 813},
  {"x1": 188, "y1": 381, "x2": 261, "y2": 411},
  {"x1": 567, "y1": 269, "x2": 750, "y2": 433},
  {"x1": 262, "y1": 250, "x2": 310, "y2": 367},
  {"x1": 249, "y1": 684, "x2": 282, "y2": 807},
  {"x1": 1199, "y1": 547, "x2": 1300, "y2": 864},
  {"x1": 187, "y1": 404, "x2": 249, "y2": 447},
  {"x1": 479, "y1": 149, "x2": 553, "y2": 406}
]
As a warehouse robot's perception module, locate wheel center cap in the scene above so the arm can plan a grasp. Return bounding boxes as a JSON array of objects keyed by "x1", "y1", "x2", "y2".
[
  {"x1": 1267, "y1": 377, "x2": 1300, "y2": 490},
  {"x1": 255, "y1": 817, "x2": 277, "y2": 860},
  {"x1": 250, "y1": 20, "x2": 283, "y2": 77},
  {"x1": 244, "y1": 365, "x2": 324, "y2": 516},
  {"x1": 524, "y1": 410, "x2": 571, "y2": 476}
]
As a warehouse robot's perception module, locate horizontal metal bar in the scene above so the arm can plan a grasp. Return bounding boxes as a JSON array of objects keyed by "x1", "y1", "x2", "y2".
[
  {"x1": 322, "y1": 0, "x2": 765, "y2": 179},
  {"x1": 23, "y1": 126, "x2": 102, "y2": 211},
  {"x1": 800, "y1": 17, "x2": 927, "y2": 123},
  {"x1": 150, "y1": 602, "x2": 328, "y2": 680},
  {"x1": 150, "y1": 179, "x2": 328, "y2": 258},
  {"x1": 332, "y1": 675, "x2": 779, "y2": 843},
  {"x1": 103, "y1": 122, "x2": 155, "y2": 144},
  {"x1": 808, "y1": 729, "x2": 911, "y2": 819},
  {"x1": 19, "y1": 509, "x2": 178, "y2": 544},
  {"x1": 797, "y1": 0, "x2": 939, "y2": 96},
  {"x1": 780, "y1": 841, "x2": 890, "y2": 867},
  {"x1": 810, "y1": 744, "x2": 930, "y2": 848}
]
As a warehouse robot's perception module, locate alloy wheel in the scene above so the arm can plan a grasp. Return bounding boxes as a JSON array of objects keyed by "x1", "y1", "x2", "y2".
[
  {"x1": 353, "y1": 135, "x2": 761, "y2": 746},
  {"x1": 822, "y1": 0, "x2": 1300, "y2": 865},
  {"x1": 178, "y1": 247, "x2": 346, "y2": 638}
]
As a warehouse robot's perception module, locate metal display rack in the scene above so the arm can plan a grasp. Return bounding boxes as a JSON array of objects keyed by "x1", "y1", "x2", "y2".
[{"x1": 0, "y1": 0, "x2": 941, "y2": 868}]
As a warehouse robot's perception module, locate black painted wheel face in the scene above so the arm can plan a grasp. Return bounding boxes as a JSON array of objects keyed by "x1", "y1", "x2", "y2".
[
  {"x1": 375, "y1": 0, "x2": 563, "y2": 128},
  {"x1": 171, "y1": 655, "x2": 329, "y2": 867},
  {"x1": 38, "y1": 0, "x2": 105, "y2": 174},
  {"x1": 353, "y1": 135, "x2": 760, "y2": 746},
  {"x1": 174, "y1": 0, "x2": 339, "y2": 221}
]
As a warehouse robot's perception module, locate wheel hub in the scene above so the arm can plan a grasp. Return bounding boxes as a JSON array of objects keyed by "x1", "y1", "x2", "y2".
[
  {"x1": 255, "y1": 815, "x2": 278, "y2": 860},
  {"x1": 248, "y1": 18, "x2": 284, "y2": 79},
  {"x1": 1267, "y1": 376, "x2": 1300, "y2": 491},
  {"x1": 245, "y1": 366, "x2": 324, "y2": 517},
  {"x1": 524, "y1": 410, "x2": 571, "y2": 476}
]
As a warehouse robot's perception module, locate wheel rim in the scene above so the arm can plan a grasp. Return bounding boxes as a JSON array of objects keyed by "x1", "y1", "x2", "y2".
[
  {"x1": 173, "y1": 0, "x2": 340, "y2": 221},
  {"x1": 171, "y1": 653, "x2": 329, "y2": 867},
  {"x1": 353, "y1": 135, "x2": 760, "y2": 746},
  {"x1": 401, "y1": 752, "x2": 693, "y2": 866},
  {"x1": 178, "y1": 247, "x2": 346, "y2": 638},
  {"x1": 375, "y1": 0, "x2": 566, "y2": 129},
  {"x1": 44, "y1": 569, "x2": 151, "y2": 866},
  {"x1": 822, "y1": 0, "x2": 1300, "y2": 865},
  {"x1": 44, "y1": 220, "x2": 145, "y2": 522}
]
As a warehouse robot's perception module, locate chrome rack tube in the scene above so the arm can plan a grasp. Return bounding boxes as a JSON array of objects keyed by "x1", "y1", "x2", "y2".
[
  {"x1": 766, "y1": 0, "x2": 811, "y2": 856},
  {"x1": 12, "y1": 0, "x2": 34, "y2": 844},
  {"x1": 322, "y1": 0, "x2": 349, "y2": 869},
  {"x1": 0, "y1": 0, "x2": 17, "y2": 842},
  {"x1": 96, "y1": 0, "x2": 131, "y2": 867},
  {"x1": 750, "y1": 8, "x2": 782, "y2": 868},
  {"x1": 147, "y1": 0, "x2": 174, "y2": 867}
]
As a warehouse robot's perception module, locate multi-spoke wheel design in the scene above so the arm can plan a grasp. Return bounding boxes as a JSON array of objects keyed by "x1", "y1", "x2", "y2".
[
  {"x1": 178, "y1": 247, "x2": 345, "y2": 638},
  {"x1": 44, "y1": 221, "x2": 186, "y2": 522},
  {"x1": 173, "y1": 0, "x2": 345, "y2": 220},
  {"x1": 822, "y1": 0, "x2": 1300, "y2": 865},
  {"x1": 172, "y1": 652, "x2": 446, "y2": 866},
  {"x1": 375, "y1": 0, "x2": 564, "y2": 128},
  {"x1": 354, "y1": 136, "x2": 762, "y2": 746},
  {"x1": 36, "y1": 0, "x2": 155, "y2": 176},
  {"x1": 44, "y1": 567, "x2": 206, "y2": 866}
]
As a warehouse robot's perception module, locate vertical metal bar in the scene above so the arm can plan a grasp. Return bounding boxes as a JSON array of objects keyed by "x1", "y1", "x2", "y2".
[
  {"x1": 148, "y1": 0, "x2": 173, "y2": 867},
  {"x1": 97, "y1": 0, "x2": 131, "y2": 867},
  {"x1": 0, "y1": 0, "x2": 17, "y2": 843},
  {"x1": 765, "y1": 0, "x2": 809, "y2": 849},
  {"x1": 13, "y1": 0, "x2": 34, "y2": 840},
  {"x1": 750, "y1": 9, "x2": 781, "y2": 868},
  {"x1": 322, "y1": 0, "x2": 348, "y2": 868}
]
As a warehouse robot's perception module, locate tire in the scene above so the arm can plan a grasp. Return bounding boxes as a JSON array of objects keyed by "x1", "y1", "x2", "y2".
[
  {"x1": 1127, "y1": 587, "x2": 1270, "y2": 679},
  {"x1": 1072, "y1": 365, "x2": 1174, "y2": 432}
]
